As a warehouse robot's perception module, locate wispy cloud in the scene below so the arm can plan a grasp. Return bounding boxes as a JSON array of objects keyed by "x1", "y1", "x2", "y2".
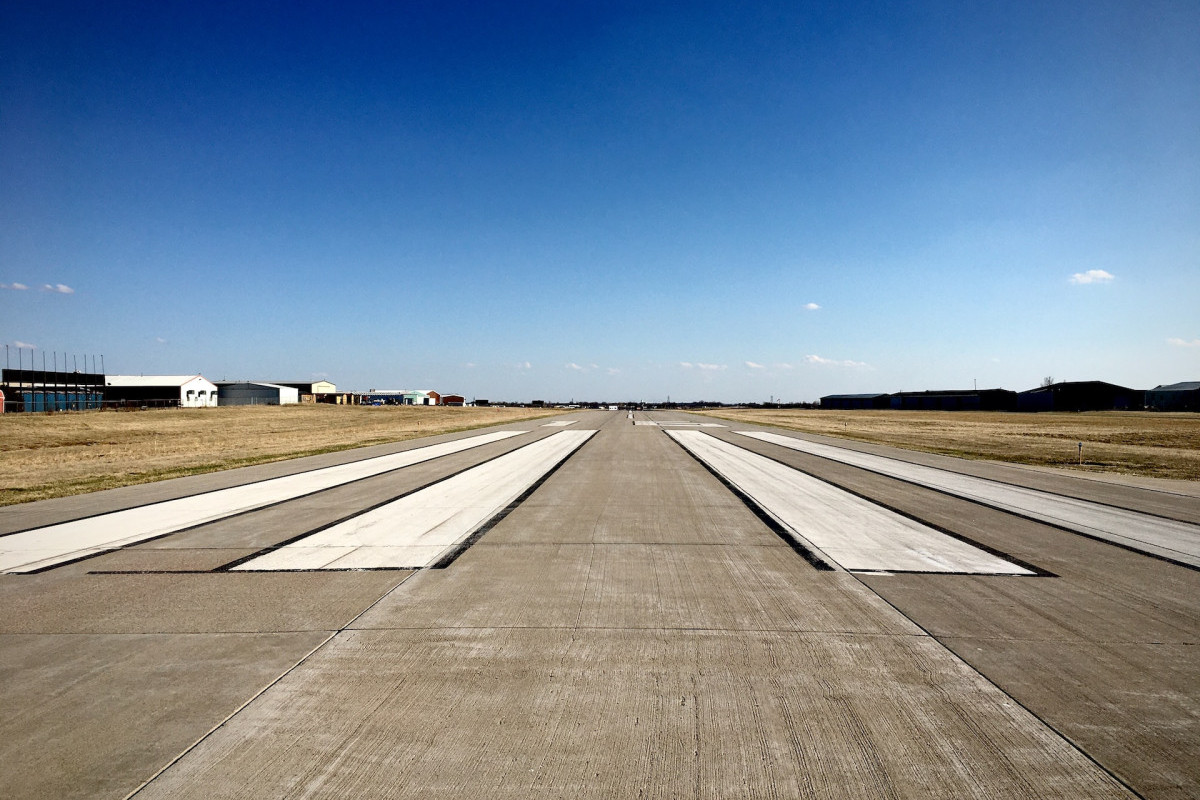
[
  {"x1": 696, "y1": 363, "x2": 726, "y2": 371},
  {"x1": 804, "y1": 354, "x2": 869, "y2": 368},
  {"x1": 803, "y1": 302, "x2": 821, "y2": 311},
  {"x1": 606, "y1": 367, "x2": 620, "y2": 375},
  {"x1": 13, "y1": 341, "x2": 36, "y2": 349},
  {"x1": 745, "y1": 361, "x2": 765, "y2": 369},
  {"x1": 565, "y1": 362, "x2": 584, "y2": 371},
  {"x1": 515, "y1": 361, "x2": 532, "y2": 370},
  {"x1": 1168, "y1": 337, "x2": 1200, "y2": 348},
  {"x1": 155, "y1": 337, "x2": 167, "y2": 344},
  {"x1": 1, "y1": 282, "x2": 29, "y2": 290},
  {"x1": 463, "y1": 362, "x2": 477, "y2": 369},
  {"x1": 1069, "y1": 269, "x2": 1114, "y2": 285},
  {"x1": 42, "y1": 283, "x2": 74, "y2": 293},
  {"x1": 679, "y1": 361, "x2": 694, "y2": 369}
]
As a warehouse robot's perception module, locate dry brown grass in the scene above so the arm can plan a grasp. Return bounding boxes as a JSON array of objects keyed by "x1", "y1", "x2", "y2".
[
  {"x1": 0, "y1": 405, "x2": 557, "y2": 506},
  {"x1": 695, "y1": 409, "x2": 1200, "y2": 481}
]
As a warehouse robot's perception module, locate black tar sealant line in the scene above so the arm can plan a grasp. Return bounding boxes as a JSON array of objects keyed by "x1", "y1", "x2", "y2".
[
  {"x1": 664, "y1": 431, "x2": 835, "y2": 571},
  {"x1": 215, "y1": 430, "x2": 576, "y2": 572},
  {"x1": 710, "y1": 431, "x2": 1055, "y2": 578}
]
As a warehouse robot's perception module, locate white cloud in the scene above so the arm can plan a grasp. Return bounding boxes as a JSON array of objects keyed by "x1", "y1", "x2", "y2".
[
  {"x1": 1069, "y1": 269, "x2": 1114, "y2": 285},
  {"x1": 515, "y1": 361, "x2": 532, "y2": 370},
  {"x1": 1168, "y1": 337, "x2": 1200, "y2": 348},
  {"x1": 1, "y1": 282, "x2": 29, "y2": 290},
  {"x1": 696, "y1": 363, "x2": 726, "y2": 371},
  {"x1": 804, "y1": 354, "x2": 869, "y2": 368},
  {"x1": 774, "y1": 362, "x2": 795, "y2": 370},
  {"x1": 745, "y1": 361, "x2": 765, "y2": 369},
  {"x1": 40, "y1": 283, "x2": 75, "y2": 294},
  {"x1": 463, "y1": 362, "x2": 477, "y2": 369},
  {"x1": 14, "y1": 341, "x2": 35, "y2": 349},
  {"x1": 565, "y1": 362, "x2": 584, "y2": 371},
  {"x1": 606, "y1": 367, "x2": 620, "y2": 375},
  {"x1": 155, "y1": 337, "x2": 167, "y2": 344},
  {"x1": 803, "y1": 302, "x2": 821, "y2": 311},
  {"x1": 679, "y1": 362, "x2": 694, "y2": 369}
]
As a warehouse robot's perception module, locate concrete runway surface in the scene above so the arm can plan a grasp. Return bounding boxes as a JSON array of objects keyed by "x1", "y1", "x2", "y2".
[{"x1": 1, "y1": 410, "x2": 1196, "y2": 798}]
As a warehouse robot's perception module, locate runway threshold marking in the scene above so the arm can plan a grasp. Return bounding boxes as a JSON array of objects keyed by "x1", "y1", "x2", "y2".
[
  {"x1": 738, "y1": 431, "x2": 1200, "y2": 569},
  {"x1": 541, "y1": 421, "x2": 577, "y2": 427},
  {"x1": 0, "y1": 431, "x2": 525, "y2": 574},
  {"x1": 668, "y1": 430, "x2": 1034, "y2": 575},
  {"x1": 231, "y1": 430, "x2": 596, "y2": 571}
]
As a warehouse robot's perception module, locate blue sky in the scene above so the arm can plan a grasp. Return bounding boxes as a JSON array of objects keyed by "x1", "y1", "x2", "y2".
[{"x1": 3, "y1": 1, "x2": 1197, "y2": 402}]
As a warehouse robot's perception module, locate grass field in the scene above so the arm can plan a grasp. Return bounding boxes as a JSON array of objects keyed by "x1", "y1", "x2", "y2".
[
  {"x1": 695, "y1": 409, "x2": 1200, "y2": 481},
  {"x1": 0, "y1": 404, "x2": 557, "y2": 506}
]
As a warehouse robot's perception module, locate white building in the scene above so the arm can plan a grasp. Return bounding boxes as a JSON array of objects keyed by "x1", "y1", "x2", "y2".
[{"x1": 104, "y1": 375, "x2": 219, "y2": 408}]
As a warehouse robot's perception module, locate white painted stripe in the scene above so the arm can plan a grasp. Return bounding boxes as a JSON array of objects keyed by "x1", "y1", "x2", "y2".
[
  {"x1": 739, "y1": 431, "x2": 1200, "y2": 568},
  {"x1": 669, "y1": 431, "x2": 1032, "y2": 574},
  {"x1": 234, "y1": 430, "x2": 596, "y2": 571},
  {"x1": 541, "y1": 421, "x2": 577, "y2": 427},
  {"x1": 0, "y1": 431, "x2": 525, "y2": 573}
]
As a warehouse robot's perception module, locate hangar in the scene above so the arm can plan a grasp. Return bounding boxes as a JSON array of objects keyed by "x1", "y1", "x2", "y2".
[
  {"x1": 820, "y1": 393, "x2": 891, "y2": 410},
  {"x1": 271, "y1": 380, "x2": 342, "y2": 403},
  {"x1": 1145, "y1": 381, "x2": 1200, "y2": 412},
  {"x1": 215, "y1": 382, "x2": 299, "y2": 406},
  {"x1": 890, "y1": 389, "x2": 1017, "y2": 412},
  {"x1": 105, "y1": 375, "x2": 218, "y2": 408},
  {"x1": 1017, "y1": 381, "x2": 1143, "y2": 412}
]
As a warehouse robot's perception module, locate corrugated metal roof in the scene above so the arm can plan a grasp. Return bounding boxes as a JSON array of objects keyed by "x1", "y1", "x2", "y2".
[
  {"x1": 820, "y1": 393, "x2": 889, "y2": 399},
  {"x1": 1151, "y1": 381, "x2": 1200, "y2": 391},
  {"x1": 105, "y1": 375, "x2": 211, "y2": 387}
]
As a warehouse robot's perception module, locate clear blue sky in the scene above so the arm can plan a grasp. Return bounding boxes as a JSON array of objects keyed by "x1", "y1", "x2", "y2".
[{"x1": 3, "y1": 1, "x2": 1197, "y2": 402}]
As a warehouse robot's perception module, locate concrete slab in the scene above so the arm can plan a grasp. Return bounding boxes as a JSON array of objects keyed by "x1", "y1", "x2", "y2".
[
  {"x1": 0, "y1": 631, "x2": 328, "y2": 800},
  {"x1": 354, "y1": 544, "x2": 920, "y2": 635},
  {"x1": 939, "y1": 638, "x2": 1200, "y2": 799},
  {"x1": 130, "y1": 627, "x2": 1133, "y2": 799},
  {"x1": 0, "y1": 571, "x2": 410, "y2": 634}
]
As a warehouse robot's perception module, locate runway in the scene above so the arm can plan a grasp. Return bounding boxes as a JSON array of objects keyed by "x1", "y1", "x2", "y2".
[{"x1": 1, "y1": 410, "x2": 1196, "y2": 798}]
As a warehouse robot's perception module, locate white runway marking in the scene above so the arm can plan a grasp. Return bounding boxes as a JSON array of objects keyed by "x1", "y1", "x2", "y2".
[
  {"x1": 669, "y1": 431, "x2": 1032, "y2": 575},
  {"x1": 234, "y1": 430, "x2": 596, "y2": 571},
  {"x1": 541, "y1": 421, "x2": 577, "y2": 427},
  {"x1": 739, "y1": 431, "x2": 1200, "y2": 568},
  {"x1": 0, "y1": 431, "x2": 526, "y2": 573}
]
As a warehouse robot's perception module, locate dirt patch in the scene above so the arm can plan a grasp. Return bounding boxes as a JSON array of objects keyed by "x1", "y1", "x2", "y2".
[
  {"x1": 695, "y1": 409, "x2": 1200, "y2": 481},
  {"x1": 0, "y1": 405, "x2": 557, "y2": 506}
]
